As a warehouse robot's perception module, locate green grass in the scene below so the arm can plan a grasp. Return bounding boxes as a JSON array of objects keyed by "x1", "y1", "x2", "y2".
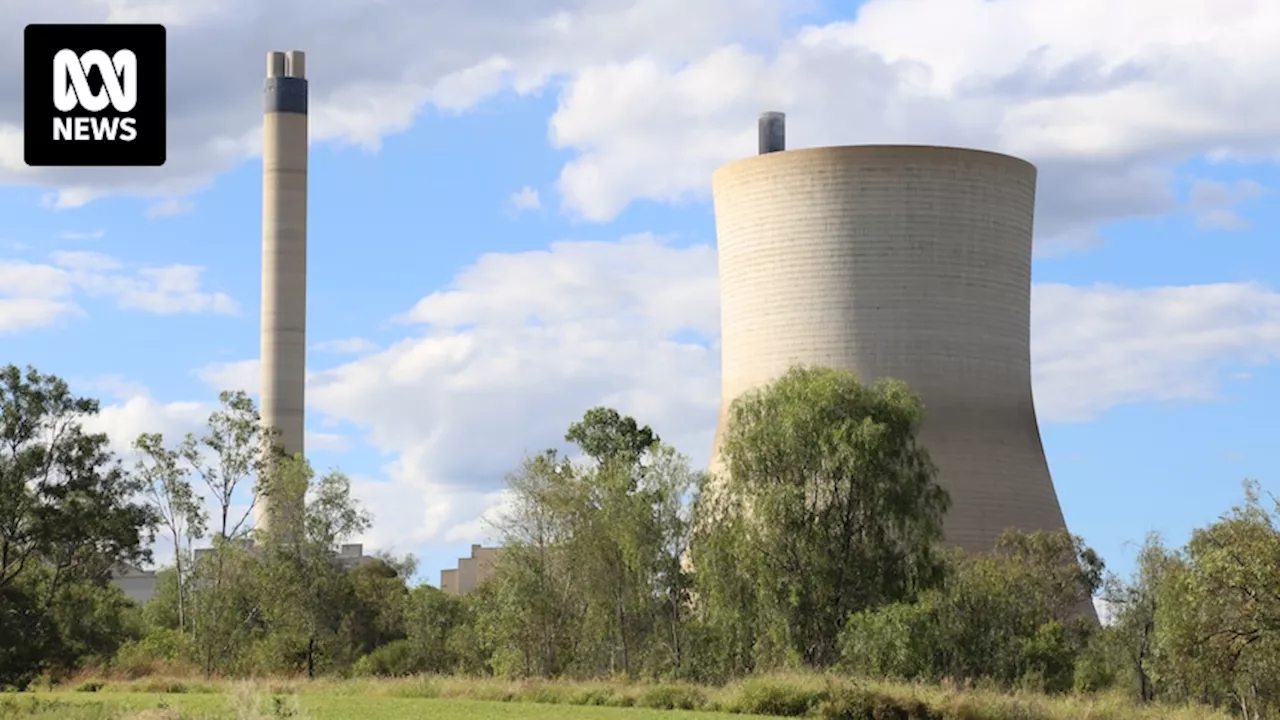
[
  {"x1": 3, "y1": 692, "x2": 743, "y2": 720},
  {"x1": 15, "y1": 672, "x2": 1234, "y2": 720}
]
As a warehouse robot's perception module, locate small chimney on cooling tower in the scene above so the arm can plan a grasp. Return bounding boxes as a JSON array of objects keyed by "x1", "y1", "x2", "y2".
[{"x1": 758, "y1": 111, "x2": 785, "y2": 154}]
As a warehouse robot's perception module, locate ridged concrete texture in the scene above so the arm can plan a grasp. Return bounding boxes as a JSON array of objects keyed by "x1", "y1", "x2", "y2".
[
  {"x1": 256, "y1": 50, "x2": 308, "y2": 533},
  {"x1": 710, "y1": 145, "x2": 1070, "y2": 554}
]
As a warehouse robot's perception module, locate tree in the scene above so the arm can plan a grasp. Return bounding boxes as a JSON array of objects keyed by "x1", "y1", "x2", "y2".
[
  {"x1": 1102, "y1": 533, "x2": 1177, "y2": 702},
  {"x1": 180, "y1": 390, "x2": 272, "y2": 675},
  {"x1": 565, "y1": 407, "x2": 658, "y2": 467},
  {"x1": 343, "y1": 556, "x2": 412, "y2": 660},
  {"x1": 0, "y1": 365, "x2": 158, "y2": 686},
  {"x1": 692, "y1": 365, "x2": 950, "y2": 668},
  {"x1": 839, "y1": 530, "x2": 1103, "y2": 693},
  {"x1": 562, "y1": 407, "x2": 689, "y2": 678},
  {"x1": 180, "y1": 390, "x2": 268, "y2": 542},
  {"x1": 134, "y1": 433, "x2": 207, "y2": 633},
  {"x1": 255, "y1": 456, "x2": 371, "y2": 677},
  {"x1": 486, "y1": 450, "x2": 580, "y2": 677},
  {"x1": 1155, "y1": 481, "x2": 1280, "y2": 718},
  {"x1": 402, "y1": 585, "x2": 468, "y2": 673}
]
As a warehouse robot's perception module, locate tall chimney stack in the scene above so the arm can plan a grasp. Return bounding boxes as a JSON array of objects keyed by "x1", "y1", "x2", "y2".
[{"x1": 256, "y1": 50, "x2": 308, "y2": 533}]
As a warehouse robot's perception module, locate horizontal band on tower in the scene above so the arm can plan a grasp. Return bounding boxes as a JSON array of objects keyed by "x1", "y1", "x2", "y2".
[{"x1": 264, "y1": 77, "x2": 308, "y2": 115}]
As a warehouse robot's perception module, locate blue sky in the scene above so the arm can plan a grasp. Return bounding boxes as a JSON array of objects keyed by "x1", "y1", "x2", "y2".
[{"x1": 2, "y1": 0, "x2": 1278, "y2": 587}]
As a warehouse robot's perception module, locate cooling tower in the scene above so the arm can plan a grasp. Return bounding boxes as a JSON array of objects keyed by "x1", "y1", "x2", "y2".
[
  {"x1": 255, "y1": 50, "x2": 308, "y2": 532},
  {"x1": 710, "y1": 116, "x2": 1071, "y2": 554}
]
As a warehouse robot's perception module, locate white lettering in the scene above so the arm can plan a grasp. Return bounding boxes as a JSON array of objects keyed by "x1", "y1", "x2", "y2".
[
  {"x1": 52, "y1": 116, "x2": 137, "y2": 142},
  {"x1": 52, "y1": 49, "x2": 137, "y2": 113}
]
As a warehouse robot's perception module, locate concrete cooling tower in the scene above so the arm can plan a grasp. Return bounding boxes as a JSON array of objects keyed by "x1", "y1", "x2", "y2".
[{"x1": 709, "y1": 113, "x2": 1071, "y2": 554}]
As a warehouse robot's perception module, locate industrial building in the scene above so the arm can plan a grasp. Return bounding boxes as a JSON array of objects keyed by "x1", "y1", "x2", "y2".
[
  {"x1": 110, "y1": 542, "x2": 371, "y2": 606},
  {"x1": 111, "y1": 563, "x2": 158, "y2": 605},
  {"x1": 709, "y1": 113, "x2": 1072, "y2": 555},
  {"x1": 440, "y1": 545, "x2": 502, "y2": 595}
]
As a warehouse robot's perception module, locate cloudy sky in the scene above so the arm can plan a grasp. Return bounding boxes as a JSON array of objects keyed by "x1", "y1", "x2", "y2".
[{"x1": 3, "y1": 0, "x2": 1279, "y2": 584}]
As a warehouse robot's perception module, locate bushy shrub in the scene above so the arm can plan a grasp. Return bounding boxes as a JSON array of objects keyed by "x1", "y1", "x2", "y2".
[
  {"x1": 636, "y1": 683, "x2": 705, "y2": 710},
  {"x1": 840, "y1": 599, "x2": 940, "y2": 681},
  {"x1": 731, "y1": 678, "x2": 828, "y2": 716},
  {"x1": 112, "y1": 628, "x2": 198, "y2": 678},
  {"x1": 839, "y1": 532, "x2": 1100, "y2": 694},
  {"x1": 352, "y1": 639, "x2": 419, "y2": 677}
]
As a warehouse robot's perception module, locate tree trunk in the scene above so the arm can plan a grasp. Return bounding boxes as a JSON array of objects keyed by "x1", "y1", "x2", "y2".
[
  {"x1": 615, "y1": 588, "x2": 630, "y2": 676},
  {"x1": 307, "y1": 635, "x2": 316, "y2": 679},
  {"x1": 669, "y1": 586, "x2": 682, "y2": 672},
  {"x1": 1137, "y1": 612, "x2": 1154, "y2": 702},
  {"x1": 174, "y1": 538, "x2": 185, "y2": 634}
]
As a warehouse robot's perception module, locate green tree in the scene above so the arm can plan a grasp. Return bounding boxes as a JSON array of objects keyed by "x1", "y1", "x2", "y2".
[
  {"x1": 180, "y1": 390, "x2": 273, "y2": 675},
  {"x1": 255, "y1": 456, "x2": 371, "y2": 677},
  {"x1": 483, "y1": 409, "x2": 699, "y2": 680},
  {"x1": 485, "y1": 450, "x2": 580, "y2": 677},
  {"x1": 0, "y1": 365, "x2": 158, "y2": 687},
  {"x1": 1102, "y1": 533, "x2": 1178, "y2": 702},
  {"x1": 134, "y1": 433, "x2": 207, "y2": 633},
  {"x1": 839, "y1": 530, "x2": 1102, "y2": 693},
  {"x1": 693, "y1": 365, "x2": 950, "y2": 668},
  {"x1": 561, "y1": 408, "x2": 695, "y2": 678},
  {"x1": 1152, "y1": 481, "x2": 1280, "y2": 717},
  {"x1": 181, "y1": 390, "x2": 267, "y2": 541},
  {"x1": 402, "y1": 585, "x2": 468, "y2": 673},
  {"x1": 565, "y1": 407, "x2": 658, "y2": 466},
  {"x1": 342, "y1": 556, "x2": 412, "y2": 659}
]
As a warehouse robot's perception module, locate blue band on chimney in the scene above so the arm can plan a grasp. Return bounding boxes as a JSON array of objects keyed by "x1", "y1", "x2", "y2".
[{"x1": 264, "y1": 77, "x2": 308, "y2": 115}]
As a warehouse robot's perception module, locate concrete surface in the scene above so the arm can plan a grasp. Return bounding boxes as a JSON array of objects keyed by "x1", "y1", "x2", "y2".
[
  {"x1": 710, "y1": 144, "x2": 1071, "y2": 554},
  {"x1": 256, "y1": 50, "x2": 308, "y2": 532}
]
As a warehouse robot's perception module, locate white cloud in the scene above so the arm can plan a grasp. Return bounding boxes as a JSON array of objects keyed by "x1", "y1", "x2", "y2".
[
  {"x1": 0, "y1": 0, "x2": 788, "y2": 205},
  {"x1": 1031, "y1": 282, "x2": 1280, "y2": 421},
  {"x1": 145, "y1": 199, "x2": 196, "y2": 219},
  {"x1": 83, "y1": 394, "x2": 211, "y2": 458},
  {"x1": 510, "y1": 186, "x2": 541, "y2": 211},
  {"x1": 1187, "y1": 179, "x2": 1265, "y2": 230},
  {"x1": 196, "y1": 358, "x2": 260, "y2": 395},
  {"x1": 58, "y1": 230, "x2": 105, "y2": 241},
  {"x1": 0, "y1": 259, "x2": 75, "y2": 297},
  {"x1": 0, "y1": 251, "x2": 238, "y2": 332},
  {"x1": 95, "y1": 266, "x2": 238, "y2": 315},
  {"x1": 51, "y1": 250, "x2": 123, "y2": 272},
  {"x1": 3, "y1": 0, "x2": 1272, "y2": 252},
  {"x1": 312, "y1": 337, "x2": 378, "y2": 355},
  {"x1": 186, "y1": 236, "x2": 1280, "y2": 557},
  {"x1": 545, "y1": 0, "x2": 1280, "y2": 249},
  {"x1": 0, "y1": 258, "x2": 79, "y2": 333},
  {"x1": 85, "y1": 374, "x2": 153, "y2": 401},
  {"x1": 306, "y1": 431, "x2": 351, "y2": 453},
  {"x1": 0, "y1": 298, "x2": 82, "y2": 334}
]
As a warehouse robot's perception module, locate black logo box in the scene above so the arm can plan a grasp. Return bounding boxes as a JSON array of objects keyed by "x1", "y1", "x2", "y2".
[{"x1": 24, "y1": 24, "x2": 166, "y2": 167}]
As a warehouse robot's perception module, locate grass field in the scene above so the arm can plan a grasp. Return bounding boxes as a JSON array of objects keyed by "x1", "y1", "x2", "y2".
[
  {"x1": 2, "y1": 693, "x2": 743, "y2": 720},
  {"x1": 5, "y1": 673, "x2": 1233, "y2": 720}
]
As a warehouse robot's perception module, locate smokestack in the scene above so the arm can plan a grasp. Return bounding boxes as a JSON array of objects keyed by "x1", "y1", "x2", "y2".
[
  {"x1": 257, "y1": 50, "x2": 308, "y2": 533},
  {"x1": 758, "y1": 111, "x2": 785, "y2": 154}
]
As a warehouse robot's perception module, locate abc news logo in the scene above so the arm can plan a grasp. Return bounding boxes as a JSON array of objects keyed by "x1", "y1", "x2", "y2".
[
  {"x1": 24, "y1": 24, "x2": 166, "y2": 167},
  {"x1": 53, "y1": 49, "x2": 139, "y2": 142}
]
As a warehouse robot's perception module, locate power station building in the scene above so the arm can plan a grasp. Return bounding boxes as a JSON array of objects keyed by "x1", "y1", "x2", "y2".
[
  {"x1": 440, "y1": 545, "x2": 503, "y2": 595},
  {"x1": 710, "y1": 113, "x2": 1072, "y2": 554}
]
